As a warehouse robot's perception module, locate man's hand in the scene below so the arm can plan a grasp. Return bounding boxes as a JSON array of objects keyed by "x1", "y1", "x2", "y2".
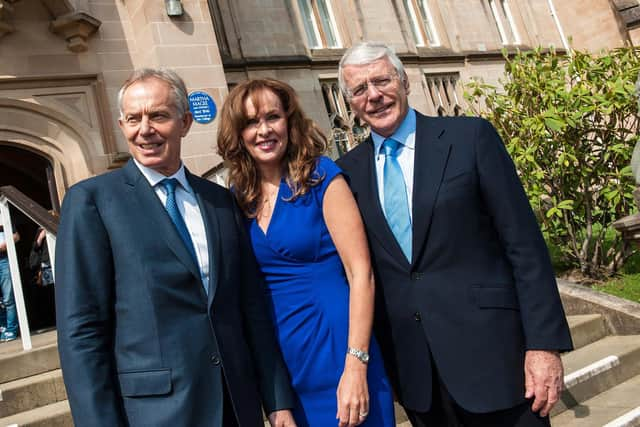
[
  {"x1": 524, "y1": 350, "x2": 564, "y2": 417},
  {"x1": 268, "y1": 409, "x2": 297, "y2": 427}
]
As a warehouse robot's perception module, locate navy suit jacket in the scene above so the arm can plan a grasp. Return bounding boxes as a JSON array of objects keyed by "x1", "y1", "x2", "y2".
[
  {"x1": 55, "y1": 160, "x2": 294, "y2": 427},
  {"x1": 337, "y1": 113, "x2": 573, "y2": 413}
]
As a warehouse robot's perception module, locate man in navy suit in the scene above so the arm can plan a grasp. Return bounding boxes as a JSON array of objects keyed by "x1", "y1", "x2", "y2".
[
  {"x1": 336, "y1": 42, "x2": 573, "y2": 426},
  {"x1": 55, "y1": 68, "x2": 296, "y2": 427}
]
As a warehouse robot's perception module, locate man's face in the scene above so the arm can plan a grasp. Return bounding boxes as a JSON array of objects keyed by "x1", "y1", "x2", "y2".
[
  {"x1": 118, "y1": 77, "x2": 193, "y2": 176},
  {"x1": 341, "y1": 57, "x2": 410, "y2": 137}
]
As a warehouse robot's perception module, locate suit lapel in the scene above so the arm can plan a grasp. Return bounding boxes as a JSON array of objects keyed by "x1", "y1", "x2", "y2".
[
  {"x1": 123, "y1": 160, "x2": 202, "y2": 282},
  {"x1": 350, "y1": 139, "x2": 411, "y2": 268},
  {"x1": 189, "y1": 174, "x2": 221, "y2": 304},
  {"x1": 411, "y1": 113, "x2": 451, "y2": 264}
]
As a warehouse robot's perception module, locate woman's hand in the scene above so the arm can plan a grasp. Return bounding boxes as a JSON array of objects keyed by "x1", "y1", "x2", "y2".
[
  {"x1": 337, "y1": 357, "x2": 370, "y2": 427},
  {"x1": 268, "y1": 409, "x2": 297, "y2": 427}
]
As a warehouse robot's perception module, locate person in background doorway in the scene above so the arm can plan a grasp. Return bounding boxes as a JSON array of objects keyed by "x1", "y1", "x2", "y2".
[
  {"x1": 0, "y1": 224, "x2": 20, "y2": 342},
  {"x1": 29, "y1": 224, "x2": 55, "y2": 288}
]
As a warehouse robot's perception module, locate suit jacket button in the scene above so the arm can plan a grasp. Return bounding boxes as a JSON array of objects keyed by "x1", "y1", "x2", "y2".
[
  {"x1": 411, "y1": 272, "x2": 423, "y2": 281},
  {"x1": 414, "y1": 312, "x2": 422, "y2": 322},
  {"x1": 211, "y1": 355, "x2": 221, "y2": 366}
]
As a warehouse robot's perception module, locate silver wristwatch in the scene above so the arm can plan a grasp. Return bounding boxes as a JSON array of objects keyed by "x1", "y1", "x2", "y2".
[{"x1": 347, "y1": 347, "x2": 370, "y2": 364}]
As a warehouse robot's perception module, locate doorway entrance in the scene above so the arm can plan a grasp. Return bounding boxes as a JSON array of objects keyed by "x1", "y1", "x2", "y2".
[{"x1": 0, "y1": 144, "x2": 57, "y2": 332}]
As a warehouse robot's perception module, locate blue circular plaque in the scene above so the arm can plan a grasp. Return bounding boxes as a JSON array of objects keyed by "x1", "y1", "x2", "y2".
[{"x1": 188, "y1": 91, "x2": 216, "y2": 124}]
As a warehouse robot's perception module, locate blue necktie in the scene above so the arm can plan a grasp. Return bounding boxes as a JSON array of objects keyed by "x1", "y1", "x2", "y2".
[
  {"x1": 383, "y1": 138, "x2": 412, "y2": 261},
  {"x1": 160, "y1": 179, "x2": 199, "y2": 268}
]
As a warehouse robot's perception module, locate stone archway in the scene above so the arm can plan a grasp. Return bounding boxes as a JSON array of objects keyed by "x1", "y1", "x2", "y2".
[
  {"x1": 0, "y1": 98, "x2": 106, "y2": 333},
  {"x1": 0, "y1": 97, "x2": 98, "y2": 202},
  {"x1": 0, "y1": 144, "x2": 55, "y2": 209}
]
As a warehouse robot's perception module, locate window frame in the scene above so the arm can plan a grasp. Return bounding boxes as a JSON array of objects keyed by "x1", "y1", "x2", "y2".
[
  {"x1": 423, "y1": 72, "x2": 463, "y2": 117},
  {"x1": 297, "y1": 0, "x2": 342, "y2": 49},
  {"x1": 403, "y1": 0, "x2": 440, "y2": 47},
  {"x1": 488, "y1": 0, "x2": 521, "y2": 45},
  {"x1": 319, "y1": 78, "x2": 369, "y2": 154}
]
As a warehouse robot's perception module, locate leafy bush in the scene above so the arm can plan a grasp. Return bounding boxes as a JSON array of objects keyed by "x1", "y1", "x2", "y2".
[{"x1": 465, "y1": 47, "x2": 640, "y2": 279}]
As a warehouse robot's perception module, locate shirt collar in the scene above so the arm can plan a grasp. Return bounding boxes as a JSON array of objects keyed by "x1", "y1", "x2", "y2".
[
  {"x1": 133, "y1": 159, "x2": 193, "y2": 194},
  {"x1": 372, "y1": 108, "x2": 416, "y2": 155}
]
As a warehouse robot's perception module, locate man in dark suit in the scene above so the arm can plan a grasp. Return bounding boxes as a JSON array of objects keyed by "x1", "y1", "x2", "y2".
[
  {"x1": 336, "y1": 42, "x2": 573, "y2": 427},
  {"x1": 55, "y1": 68, "x2": 296, "y2": 427}
]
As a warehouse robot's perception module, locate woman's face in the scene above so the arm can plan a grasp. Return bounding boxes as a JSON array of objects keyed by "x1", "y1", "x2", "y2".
[{"x1": 241, "y1": 88, "x2": 289, "y2": 173}]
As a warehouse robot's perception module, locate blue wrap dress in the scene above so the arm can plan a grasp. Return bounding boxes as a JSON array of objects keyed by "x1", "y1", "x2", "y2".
[{"x1": 247, "y1": 156, "x2": 395, "y2": 426}]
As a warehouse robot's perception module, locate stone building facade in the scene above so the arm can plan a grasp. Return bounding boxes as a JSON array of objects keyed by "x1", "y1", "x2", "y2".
[{"x1": 0, "y1": 0, "x2": 637, "y2": 209}]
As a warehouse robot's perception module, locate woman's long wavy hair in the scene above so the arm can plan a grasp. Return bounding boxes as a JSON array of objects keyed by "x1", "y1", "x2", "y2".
[{"x1": 217, "y1": 78, "x2": 328, "y2": 217}]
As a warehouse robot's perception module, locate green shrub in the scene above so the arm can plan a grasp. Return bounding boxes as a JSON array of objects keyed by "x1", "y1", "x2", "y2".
[{"x1": 465, "y1": 47, "x2": 640, "y2": 279}]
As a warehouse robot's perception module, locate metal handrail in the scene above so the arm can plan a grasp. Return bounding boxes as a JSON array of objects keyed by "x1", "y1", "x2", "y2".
[{"x1": 0, "y1": 185, "x2": 58, "y2": 351}]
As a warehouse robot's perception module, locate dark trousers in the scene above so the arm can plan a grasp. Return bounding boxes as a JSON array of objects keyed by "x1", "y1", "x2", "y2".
[
  {"x1": 222, "y1": 378, "x2": 239, "y2": 427},
  {"x1": 405, "y1": 358, "x2": 551, "y2": 427}
]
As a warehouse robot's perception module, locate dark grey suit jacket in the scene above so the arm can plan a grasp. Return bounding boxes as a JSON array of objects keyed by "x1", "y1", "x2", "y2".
[{"x1": 55, "y1": 160, "x2": 294, "y2": 426}]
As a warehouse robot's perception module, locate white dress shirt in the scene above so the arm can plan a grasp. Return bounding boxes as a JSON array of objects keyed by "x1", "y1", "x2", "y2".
[
  {"x1": 371, "y1": 108, "x2": 416, "y2": 221},
  {"x1": 133, "y1": 159, "x2": 210, "y2": 291}
]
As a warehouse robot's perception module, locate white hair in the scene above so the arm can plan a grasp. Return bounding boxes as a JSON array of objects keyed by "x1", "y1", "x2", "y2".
[{"x1": 338, "y1": 41, "x2": 407, "y2": 97}]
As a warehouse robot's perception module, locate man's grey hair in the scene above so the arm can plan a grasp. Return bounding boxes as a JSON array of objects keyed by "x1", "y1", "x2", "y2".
[
  {"x1": 117, "y1": 68, "x2": 190, "y2": 118},
  {"x1": 338, "y1": 41, "x2": 407, "y2": 97}
]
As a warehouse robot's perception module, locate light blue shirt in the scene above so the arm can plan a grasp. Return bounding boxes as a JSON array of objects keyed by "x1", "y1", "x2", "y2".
[
  {"x1": 133, "y1": 159, "x2": 210, "y2": 291},
  {"x1": 371, "y1": 108, "x2": 416, "y2": 220}
]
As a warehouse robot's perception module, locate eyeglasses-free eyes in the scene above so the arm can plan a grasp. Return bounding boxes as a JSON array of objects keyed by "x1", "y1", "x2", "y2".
[{"x1": 347, "y1": 74, "x2": 400, "y2": 100}]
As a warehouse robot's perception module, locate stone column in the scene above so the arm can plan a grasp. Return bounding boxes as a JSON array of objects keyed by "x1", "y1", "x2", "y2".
[{"x1": 110, "y1": 0, "x2": 228, "y2": 175}]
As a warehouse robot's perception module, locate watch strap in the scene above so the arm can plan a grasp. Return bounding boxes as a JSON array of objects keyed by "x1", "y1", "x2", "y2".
[{"x1": 347, "y1": 347, "x2": 370, "y2": 364}]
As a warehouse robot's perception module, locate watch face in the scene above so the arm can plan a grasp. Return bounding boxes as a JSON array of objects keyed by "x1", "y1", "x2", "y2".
[{"x1": 348, "y1": 347, "x2": 369, "y2": 363}]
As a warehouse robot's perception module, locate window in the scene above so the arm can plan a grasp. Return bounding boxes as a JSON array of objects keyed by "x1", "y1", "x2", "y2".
[
  {"x1": 297, "y1": 0, "x2": 341, "y2": 48},
  {"x1": 319, "y1": 80, "x2": 369, "y2": 154},
  {"x1": 488, "y1": 0, "x2": 520, "y2": 45},
  {"x1": 403, "y1": 0, "x2": 440, "y2": 47},
  {"x1": 424, "y1": 73, "x2": 463, "y2": 117}
]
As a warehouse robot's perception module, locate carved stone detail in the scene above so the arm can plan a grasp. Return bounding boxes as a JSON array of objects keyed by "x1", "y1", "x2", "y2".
[
  {"x1": 614, "y1": 0, "x2": 640, "y2": 28},
  {"x1": 39, "y1": 0, "x2": 74, "y2": 17},
  {"x1": 49, "y1": 11, "x2": 101, "y2": 52},
  {"x1": 0, "y1": 0, "x2": 15, "y2": 39}
]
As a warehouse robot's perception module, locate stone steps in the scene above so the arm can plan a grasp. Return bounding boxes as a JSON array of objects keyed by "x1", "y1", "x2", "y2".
[
  {"x1": 552, "y1": 374, "x2": 640, "y2": 427},
  {"x1": 0, "y1": 369, "x2": 67, "y2": 418},
  {"x1": 0, "y1": 332, "x2": 59, "y2": 384},
  {"x1": 0, "y1": 330, "x2": 69, "y2": 426},
  {"x1": 0, "y1": 314, "x2": 638, "y2": 427},
  {"x1": 0, "y1": 400, "x2": 71, "y2": 427},
  {"x1": 553, "y1": 335, "x2": 640, "y2": 417},
  {"x1": 393, "y1": 314, "x2": 626, "y2": 425},
  {"x1": 567, "y1": 314, "x2": 608, "y2": 350}
]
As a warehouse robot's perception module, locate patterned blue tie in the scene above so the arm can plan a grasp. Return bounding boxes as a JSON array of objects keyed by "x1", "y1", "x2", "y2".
[
  {"x1": 383, "y1": 138, "x2": 412, "y2": 261},
  {"x1": 160, "y1": 178, "x2": 199, "y2": 268}
]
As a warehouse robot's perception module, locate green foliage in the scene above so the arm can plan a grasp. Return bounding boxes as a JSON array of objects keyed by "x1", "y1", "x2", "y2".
[
  {"x1": 593, "y1": 274, "x2": 640, "y2": 303},
  {"x1": 465, "y1": 47, "x2": 640, "y2": 279}
]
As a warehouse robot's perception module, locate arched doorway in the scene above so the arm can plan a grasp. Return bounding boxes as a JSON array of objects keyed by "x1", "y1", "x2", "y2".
[
  {"x1": 0, "y1": 145, "x2": 58, "y2": 211},
  {"x1": 0, "y1": 96, "x2": 106, "y2": 334},
  {"x1": 0, "y1": 144, "x2": 57, "y2": 332}
]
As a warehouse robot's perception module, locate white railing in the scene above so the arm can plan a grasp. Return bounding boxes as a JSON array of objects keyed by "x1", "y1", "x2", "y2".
[{"x1": 0, "y1": 186, "x2": 57, "y2": 351}]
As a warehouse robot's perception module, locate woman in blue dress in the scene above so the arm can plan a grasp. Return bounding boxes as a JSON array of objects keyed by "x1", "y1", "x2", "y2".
[{"x1": 218, "y1": 78, "x2": 394, "y2": 427}]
